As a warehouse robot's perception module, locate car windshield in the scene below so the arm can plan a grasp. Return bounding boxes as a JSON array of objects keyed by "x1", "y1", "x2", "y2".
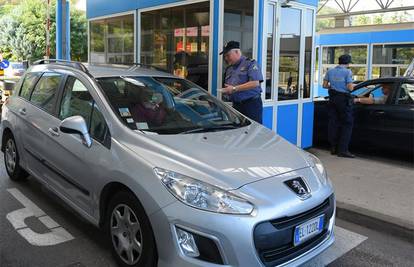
[{"x1": 97, "y1": 76, "x2": 250, "y2": 134}]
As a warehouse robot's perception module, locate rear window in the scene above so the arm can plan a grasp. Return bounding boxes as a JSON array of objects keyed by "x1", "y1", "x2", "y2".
[
  {"x1": 97, "y1": 76, "x2": 250, "y2": 134},
  {"x1": 30, "y1": 72, "x2": 63, "y2": 114},
  {"x1": 19, "y1": 72, "x2": 41, "y2": 100}
]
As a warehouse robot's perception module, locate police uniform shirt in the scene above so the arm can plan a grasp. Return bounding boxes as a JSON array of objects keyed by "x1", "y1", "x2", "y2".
[
  {"x1": 324, "y1": 65, "x2": 353, "y2": 93},
  {"x1": 224, "y1": 56, "x2": 264, "y2": 102}
]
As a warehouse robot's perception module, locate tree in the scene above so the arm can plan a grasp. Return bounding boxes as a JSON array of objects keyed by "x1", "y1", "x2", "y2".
[{"x1": 0, "y1": 0, "x2": 87, "y2": 62}]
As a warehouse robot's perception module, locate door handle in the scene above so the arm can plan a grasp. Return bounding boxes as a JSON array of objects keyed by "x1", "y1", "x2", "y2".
[
  {"x1": 373, "y1": 110, "x2": 385, "y2": 115},
  {"x1": 18, "y1": 108, "x2": 26, "y2": 116},
  {"x1": 48, "y1": 127, "x2": 60, "y2": 137}
]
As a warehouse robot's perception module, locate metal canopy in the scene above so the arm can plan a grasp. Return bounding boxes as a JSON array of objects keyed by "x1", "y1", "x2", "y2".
[
  {"x1": 375, "y1": 0, "x2": 395, "y2": 9},
  {"x1": 333, "y1": 0, "x2": 360, "y2": 13},
  {"x1": 317, "y1": 0, "x2": 414, "y2": 16}
]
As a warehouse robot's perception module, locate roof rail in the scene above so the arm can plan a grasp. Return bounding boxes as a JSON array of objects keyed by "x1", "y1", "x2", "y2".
[
  {"x1": 32, "y1": 59, "x2": 90, "y2": 74},
  {"x1": 126, "y1": 63, "x2": 167, "y2": 72}
]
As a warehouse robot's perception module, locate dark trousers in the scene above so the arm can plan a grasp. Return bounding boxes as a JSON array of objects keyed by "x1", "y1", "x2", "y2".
[
  {"x1": 233, "y1": 96, "x2": 263, "y2": 124},
  {"x1": 328, "y1": 90, "x2": 354, "y2": 153}
]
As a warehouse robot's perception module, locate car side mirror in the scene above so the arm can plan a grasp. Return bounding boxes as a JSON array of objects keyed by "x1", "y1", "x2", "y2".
[{"x1": 59, "y1": 116, "x2": 92, "y2": 148}]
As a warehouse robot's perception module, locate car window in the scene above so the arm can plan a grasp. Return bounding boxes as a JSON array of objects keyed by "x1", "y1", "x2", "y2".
[
  {"x1": 397, "y1": 83, "x2": 414, "y2": 105},
  {"x1": 97, "y1": 76, "x2": 250, "y2": 134},
  {"x1": 370, "y1": 86, "x2": 385, "y2": 98},
  {"x1": 29, "y1": 72, "x2": 63, "y2": 113},
  {"x1": 11, "y1": 63, "x2": 23, "y2": 69},
  {"x1": 351, "y1": 87, "x2": 370, "y2": 96},
  {"x1": 368, "y1": 84, "x2": 394, "y2": 105},
  {"x1": 19, "y1": 72, "x2": 41, "y2": 100},
  {"x1": 60, "y1": 76, "x2": 108, "y2": 143}
]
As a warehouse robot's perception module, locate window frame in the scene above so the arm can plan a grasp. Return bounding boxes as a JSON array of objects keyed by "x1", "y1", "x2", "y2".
[
  {"x1": 57, "y1": 75, "x2": 111, "y2": 148},
  {"x1": 88, "y1": 11, "x2": 136, "y2": 64},
  {"x1": 18, "y1": 72, "x2": 43, "y2": 101},
  {"x1": 320, "y1": 44, "x2": 369, "y2": 85},
  {"x1": 27, "y1": 72, "x2": 65, "y2": 116}
]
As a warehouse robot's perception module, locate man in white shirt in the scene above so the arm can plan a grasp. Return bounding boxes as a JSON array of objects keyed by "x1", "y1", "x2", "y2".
[{"x1": 354, "y1": 83, "x2": 393, "y2": 105}]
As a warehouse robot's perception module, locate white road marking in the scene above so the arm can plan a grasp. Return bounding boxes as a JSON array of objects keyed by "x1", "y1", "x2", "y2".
[
  {"x1": 301, "y1": 226, "x2": 368, "y2": 267},
  {"x1": 6, "y1": 188, "x2": 74, "y2": 246}
]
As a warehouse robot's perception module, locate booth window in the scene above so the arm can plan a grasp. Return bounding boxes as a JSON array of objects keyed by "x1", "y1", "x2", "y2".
[
  {"x1": 372, "y1": 43, "x2": 414, "y2": 78},
  {"x1": 278, "y1": 7, "x2": 301, "y2": 101},
  {"x1": 303, "y1": 9, "x2": 314, "y2": 99},
  {"x1": 265, "y1": 3, "x2": 275, "y2": 100},
  {"x1": 140, "y1": 2, "x2": 210, "y2": 90},
  {"x1": 223, "y1": 0, "x2": 254, "y2": 59},
  {"x1": 314, "y1": 46, "x2": 319, "y2": 85},
  {"x1": 321, "y1": 45, "x2": 367, "y2": 83},
  {"x1": 90, "y1": 15, "x2": 135, "y2": 64}
]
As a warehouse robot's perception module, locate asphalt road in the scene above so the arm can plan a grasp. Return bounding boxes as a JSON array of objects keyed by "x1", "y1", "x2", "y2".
[{"x1": 0, "y1": 153, "x2": 413, "y2": 267}]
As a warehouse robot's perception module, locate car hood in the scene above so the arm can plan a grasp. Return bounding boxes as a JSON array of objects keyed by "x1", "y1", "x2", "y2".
[{"x1": 124, "y1": 122, "x2": 311, "y2": 190}]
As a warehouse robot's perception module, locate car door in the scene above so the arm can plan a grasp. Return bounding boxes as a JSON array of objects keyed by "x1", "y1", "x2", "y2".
[
  {"x1": 9, "y1": 72, "x2": 42, "y2": 176},
  {"x1": 19, "y1": 72, "x2": 65, "y2": 184},
  {"x1": 42, "y1": 74, "x2": 111, "y2": 216},
  {"x1": 382, "y1": 81, "x2": 414, "y2": 153},
  {"x1": 352, "y1": 82, "x2": 396, "y2": 147}
]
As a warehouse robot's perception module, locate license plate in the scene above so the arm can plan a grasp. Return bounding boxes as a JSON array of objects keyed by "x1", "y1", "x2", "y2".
[{"x1": 293, "y1": 215, "x2": 324, "y2": 246}]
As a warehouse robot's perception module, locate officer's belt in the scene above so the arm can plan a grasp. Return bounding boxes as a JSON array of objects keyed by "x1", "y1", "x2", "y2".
[
  {"x1": 328, "y1": 89, "x2": 352, "y2": 98},
  {"x1": 233, "y1": 94, "x2": 261, "y2": 104}
]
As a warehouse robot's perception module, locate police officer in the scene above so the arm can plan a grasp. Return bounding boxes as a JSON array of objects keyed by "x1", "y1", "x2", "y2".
[
  {"x1": 323, "y1": 54, "x2": 355, "y2": 158},
  {"x1": 220, "y1": 41, "x2": 264, "y2": 123}
]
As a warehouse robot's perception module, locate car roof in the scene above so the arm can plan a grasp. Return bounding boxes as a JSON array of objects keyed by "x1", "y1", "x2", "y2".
[
  {"x1": 357, "y1": 77, "x2": 414, "y2": 84},
  {"x1": 85, "y1": 64, "x2": 177, "y2": 78},
  {"x1": 354, "y1": 77, "x2": 414, "y2": 89},
  {"x1": 27, "y1": 62, "x2": 177, "y2": 79}
]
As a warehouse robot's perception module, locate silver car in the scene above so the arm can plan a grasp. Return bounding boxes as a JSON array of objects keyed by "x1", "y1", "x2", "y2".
[{"x1": 0, "y1": 60, "x2": 335, "y2": 267}]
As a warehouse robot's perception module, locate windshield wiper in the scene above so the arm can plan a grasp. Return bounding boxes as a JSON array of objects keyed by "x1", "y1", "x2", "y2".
[{"x1": 180, "y1": 124, "x2": 239, "y2": 134}]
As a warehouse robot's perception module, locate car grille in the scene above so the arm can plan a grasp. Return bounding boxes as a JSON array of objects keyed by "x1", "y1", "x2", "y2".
[{"x1": 253, "y1": 194, "x2": 335, "y2": 267}]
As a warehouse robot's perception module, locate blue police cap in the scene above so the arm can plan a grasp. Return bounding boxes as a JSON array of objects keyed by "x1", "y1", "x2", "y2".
[
  {"x1": 220, "y1": 41, "x2": 240, "y2": 55},
  {"x1": 339, "y1": 54, "x2": 353, "y2": 64}
]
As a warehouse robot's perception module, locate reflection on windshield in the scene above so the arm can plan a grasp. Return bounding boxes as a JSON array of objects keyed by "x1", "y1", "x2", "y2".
[{"x1": 97, "y1": 76, "x2": 250, "y2": 134}]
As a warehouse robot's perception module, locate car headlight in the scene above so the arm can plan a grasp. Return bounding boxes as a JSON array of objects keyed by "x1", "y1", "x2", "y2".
[
  {"x1": 305, "y1": 152, "x2": 328, "y2": 184},
  {"x1": 154, "y1": 167, "x2": 254, "y2": 215}
]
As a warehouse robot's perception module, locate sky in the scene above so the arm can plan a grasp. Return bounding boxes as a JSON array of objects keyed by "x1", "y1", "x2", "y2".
[
  {"x1": 323, "y1": 0, "x2": 412, "y2": 12},
  {"x1": 75, "y1": 0, "x2": 86, "y2": 11}
]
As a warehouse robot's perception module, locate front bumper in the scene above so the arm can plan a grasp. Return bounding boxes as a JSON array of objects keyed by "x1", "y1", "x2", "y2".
[{"x1": 150, "y1": 192, "x2": 335, "y2": 267}]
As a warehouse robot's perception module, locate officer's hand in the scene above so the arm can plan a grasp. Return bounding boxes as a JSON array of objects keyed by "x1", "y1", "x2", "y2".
[{"x1": 221, "y1": 84, "x2": 234, "y2": 95}]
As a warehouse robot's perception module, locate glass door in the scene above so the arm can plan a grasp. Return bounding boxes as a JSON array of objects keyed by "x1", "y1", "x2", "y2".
[
  {"x1": 272, "y1": 3, "x2": 315, "y2": 147},
  {"x1": 277, "y1": 7, "x2": 302, "y2": 102}
]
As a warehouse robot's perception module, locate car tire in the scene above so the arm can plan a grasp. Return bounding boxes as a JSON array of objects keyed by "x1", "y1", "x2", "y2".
[
  {"x1": 106, "y1": 191, "x2": 157, "y2": 267},
  {"x1": 3, "y1": 133, "x2": 28, "y2": 181}
]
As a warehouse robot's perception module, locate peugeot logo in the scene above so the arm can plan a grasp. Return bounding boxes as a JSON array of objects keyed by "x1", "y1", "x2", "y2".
[{"x1": 284, "y1": 177, "x2": 311, "y2": 199}]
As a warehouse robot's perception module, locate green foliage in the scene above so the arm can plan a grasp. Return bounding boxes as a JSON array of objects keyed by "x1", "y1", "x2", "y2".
[{"x1": 0, "y1": 0, "x2": 87, "y2": 62}]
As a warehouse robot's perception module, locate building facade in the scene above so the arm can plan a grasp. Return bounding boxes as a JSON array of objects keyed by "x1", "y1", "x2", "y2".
[
  {"x1": 86, "y1": 0, "x2": 319, "y2": 148},
  {"x1": 314, "y1": 23, "x2": 414, "y2": 97}
]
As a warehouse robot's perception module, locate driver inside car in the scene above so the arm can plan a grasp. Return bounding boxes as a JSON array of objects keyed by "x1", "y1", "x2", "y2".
[
  {"x1": 354, "y1": 83, "x2": 393, "y2": 105},
  {"x1": 131, "y1": 89, "x2": 167, "y2": 127}
]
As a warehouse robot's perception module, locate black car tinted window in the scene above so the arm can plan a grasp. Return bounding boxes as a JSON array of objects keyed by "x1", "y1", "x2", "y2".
[
  {"x1": 30, "y1": 72, "x2": 62, "y2": 113},
  {"x1": 60, "y1": 76, "x2": 108, "y2": 143},
  {"x1": 19, "y1": 72, "x2": 41, "y2": 100}
]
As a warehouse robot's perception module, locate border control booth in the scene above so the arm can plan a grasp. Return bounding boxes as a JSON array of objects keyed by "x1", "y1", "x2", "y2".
[{"x1": 87, "y1": 0, "x2": 319, "y2": 148}]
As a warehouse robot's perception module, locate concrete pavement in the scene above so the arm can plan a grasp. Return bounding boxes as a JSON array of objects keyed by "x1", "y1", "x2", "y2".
[
  {"x1": 309, "y1": 148, "x2": 414, "y2": 239},
  {"x1": 1, "y1": 150, "x2": 414, "y2": 266}
]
